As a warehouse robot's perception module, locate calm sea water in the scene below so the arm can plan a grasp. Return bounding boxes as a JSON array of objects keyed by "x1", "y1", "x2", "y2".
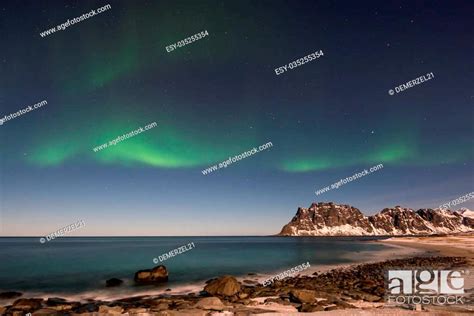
[{"x1": 0, "y1": 236, "x2": 388, "y2": 297}]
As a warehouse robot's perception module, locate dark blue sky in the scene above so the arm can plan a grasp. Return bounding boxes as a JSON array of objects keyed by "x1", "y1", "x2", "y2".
[{"x1": 0, "y1": 0, "x2": 473, "y2": 236}]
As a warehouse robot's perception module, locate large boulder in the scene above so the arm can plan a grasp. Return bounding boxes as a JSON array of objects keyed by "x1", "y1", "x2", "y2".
[
  {"x1": 203, "y1": 275, "x2": 241, "y2": 296},
  {"x1": 290, "y1": 289, "x2": 318, "y2": 304},
  {"x1": 134, "y1": 265, "x2": 168, "y2": 284}
]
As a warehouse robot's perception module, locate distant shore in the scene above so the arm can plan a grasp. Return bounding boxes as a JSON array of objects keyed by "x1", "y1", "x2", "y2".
[{"x1": 379, "y1": 232, "x2": 474, "y2": 261}]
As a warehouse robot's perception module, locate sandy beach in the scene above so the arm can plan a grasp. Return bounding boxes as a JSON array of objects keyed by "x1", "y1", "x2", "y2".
[{"x1": 380, "y1": 233, "x2": 474, "y2": 262}]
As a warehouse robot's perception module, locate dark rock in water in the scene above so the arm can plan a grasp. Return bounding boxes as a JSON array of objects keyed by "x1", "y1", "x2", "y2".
[
  {"x1": 204, "y1": 275, "x2": 241, "y2": 296},
  {"x1": 12, "y1": 298, "x2": 43, "y2": 311},
  {"x1": 165, "y1": 288, "x2": 172, "y2": 291},
  {"x1": 0, "y1": 291, "x2": 22, "y2": 299},
  {"x1": 106, "y1": 278, "x2": 124, "y2": 287},
  {"x1": 247, "y1": 272, "x2": 257, "y2": 276},
  {"x1": 134, "y1": 265, "x2": 168, "y2": 284},
  {"x1": 46, "y1": 297, "x2": 67, "y2": 305}
]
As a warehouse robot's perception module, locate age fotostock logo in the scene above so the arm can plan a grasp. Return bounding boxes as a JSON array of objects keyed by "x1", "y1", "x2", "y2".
[{"x1": 386, "y1": 269, "x2": 468, "y2": 305}]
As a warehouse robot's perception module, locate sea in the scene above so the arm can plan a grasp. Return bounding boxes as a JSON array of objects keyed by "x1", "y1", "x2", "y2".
[{"x1": 0, "y1": 236, "x2": 393, "y2": 300}]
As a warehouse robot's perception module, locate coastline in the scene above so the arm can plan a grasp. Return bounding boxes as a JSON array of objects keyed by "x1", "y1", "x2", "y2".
[
  {"x1": 0, "y1": 238, "x2": 422, "y2": 303},
  {"x1": 2, "y1": 235, "x2": 472, "y2": 315}
]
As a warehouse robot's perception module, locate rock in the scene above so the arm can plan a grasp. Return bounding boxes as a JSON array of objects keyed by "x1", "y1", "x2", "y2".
[
  {"x1": 46, "y1": 297, "x2": 67, "y2": 305},
  {"x1": 98, "y1": 305, "x2": 124, "y2": 314},
  {"x1": 359, "y1": 292, "x2": 382, "y2": 302},
  {"x1": 49, "y1": 304, "x2": 76, "y2": 311},
  {"x1": 325, "y1": 305, "x2": 341, "y2": 311},
  {"x1": 0, "y1": 291, "x2": 22, "y2": 299},
  {"x1": 126, "y1": 307, "x2": 152, "y2": 315},
  {"x1": 165, "y1": 288, "x2": 172, "y2": 291},
  {"x1": 265, "y1": 297, "x2": 291, "y2": 306},
  {"x1": 175, "y1": 302, "x2": 192, "y2": 310},
  {"x1": 300, "y1": 304, "x2": 325, "y2": 312},
  {"x1": 134, "y1": 265, "x2": 168, "y2": 284},
  {"x1": 154, "y1": 309, "x2": 207, "y2": 316},
  {"x1": 73, "y1": 302, "x2": 98, "y2": 313},
  {"x1": 238, "y1": 293, "x2": 249, "y2": 299},
  {"x1": 32, "y1": 308, "x2": 61, "y2": 316},
  {"x1": 194, "y1": 297, "x2": 225, "y2": 310},
  {"x1": 106, "y1": 278, "x2": 124, "y2": 287},
  {"x1": 151, "y1": 303, "x2": 170, "y2": 311},
  {"x1": 290, "y1": 289, "x2": 317, "y2": 304},
  {"x1": 204, "y1": 275, "x2": 241, "y2": 296},
  {"x1": 12, "y1": 298, "x2": 43, "y2": 311}
]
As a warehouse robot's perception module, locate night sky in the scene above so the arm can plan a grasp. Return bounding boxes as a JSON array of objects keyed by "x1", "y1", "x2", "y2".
[{"x1": 1, "y1": 0, "x2": 473, "y2": 236}]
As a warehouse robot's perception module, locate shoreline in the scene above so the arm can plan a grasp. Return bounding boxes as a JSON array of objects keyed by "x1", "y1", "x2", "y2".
[
  {"x1": 0, "y1": 239, "x2": 422, "y2": 303},
  {"x1": 1, "y1": 235, "x2": 472, "y2": 315}
]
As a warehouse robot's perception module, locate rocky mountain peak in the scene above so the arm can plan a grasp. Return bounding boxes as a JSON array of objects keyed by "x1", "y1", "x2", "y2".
[{"x1": 278, "y1": 202, "x2": 474, "y2": 236}]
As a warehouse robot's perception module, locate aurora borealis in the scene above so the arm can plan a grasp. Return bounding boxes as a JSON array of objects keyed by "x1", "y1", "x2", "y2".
[{"x1": 0, "y1": 0, "x2": 473, "y2": 236}]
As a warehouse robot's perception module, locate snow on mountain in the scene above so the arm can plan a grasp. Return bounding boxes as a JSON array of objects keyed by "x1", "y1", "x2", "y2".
[
  {"x1": 456, "y1": 208, "x2": 474, "y2": 218},
  {"x1": 278, "y1": 202, "x2": 474, "y2": 236}
]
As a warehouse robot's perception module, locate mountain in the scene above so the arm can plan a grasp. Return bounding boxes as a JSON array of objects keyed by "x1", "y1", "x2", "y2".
[
  {"x1": 278, "y1": 202, "x2": 474, "y2": 236},
  {"x1": 456, "y1": 208, "x2": 474, "y2": 218}
]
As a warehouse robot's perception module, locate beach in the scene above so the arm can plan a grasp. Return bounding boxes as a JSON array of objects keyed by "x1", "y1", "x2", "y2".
[{"x1": 1, "y1": 235, "x2": 472, "y2": 315}]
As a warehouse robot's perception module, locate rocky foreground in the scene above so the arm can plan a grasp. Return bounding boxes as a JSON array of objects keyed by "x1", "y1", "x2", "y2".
[{"x1": 0, "y1": 256, "x2": 471, "y2": 315}]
